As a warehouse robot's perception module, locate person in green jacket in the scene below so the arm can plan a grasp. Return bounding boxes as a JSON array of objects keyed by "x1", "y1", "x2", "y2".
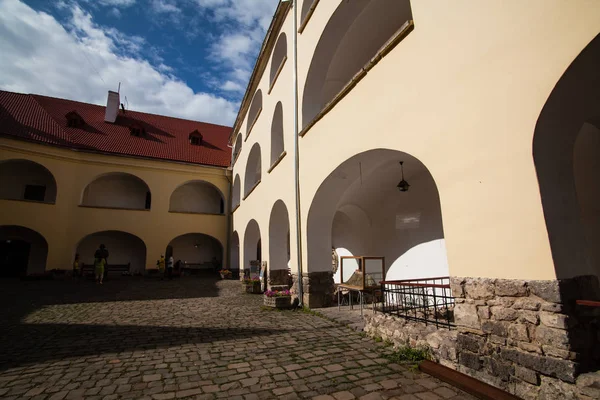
[{"x1": 95, "y1": 256, "x2": 106, "y2": 284}]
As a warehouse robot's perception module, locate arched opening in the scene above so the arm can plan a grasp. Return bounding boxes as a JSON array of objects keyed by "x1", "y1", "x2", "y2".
[
  {"x1": 232, "y1": 175, "x2": 241, "y2": 209},
  {"x1": 0, "y1": 159, "x2": 57, "y2": 203},
  {"x1": 244, "y1": 144, "x2": 262, "y2": 197},
  {"x1": 76, "y1": 230, "x2": 146, "y2": 274},
  {"x1": 233, "y1": 133, "x2": 242, "y2": 162},
  {"x1": 302, "y1": 0, "x2": 412, "y2": 129},
  {"x1": 231, "y1": 231, "x2": 240, "y2": 272},
  {"x1": 0, "y1": 225, "x2": 48, "y2": 277},
  {"x1": 169, "y1": 180, "x2": 224, "y2": 214},
  {"x1": 243, "y1": 219, "x2": 261, "y2": 273},
  {"x1": 246, "y1": 90, "x2": 263, "y2": 136},
  {"x1": 533, "y1": 33, "x2": 600, "y2": 281},
  {"x1": 269, "y1": 200, "x2": 291, "y2": 285},
  {"x1": 270, "y1": 102, "x2": 284, "y2": 166},
  {"x1": 306, "y1": 149, "x2": 448, "y2": 307},
  {"x1": 270, "y1": 33, "x2": 287, "y2": 88},
  {"x1": 166, "y1": 233, "x2": 223, "y2": 275},
  {"x1": 81, "y1": 173, "x2": 151, "y2": 210}
]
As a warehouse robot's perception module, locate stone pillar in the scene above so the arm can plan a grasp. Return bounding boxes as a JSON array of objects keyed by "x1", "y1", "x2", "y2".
[
  {"x1": 291, "y1": 271, "x2": 334, "y2": 308},
  {"x1": 452, "y1": 275, "x2": 600, "y2": 399}
]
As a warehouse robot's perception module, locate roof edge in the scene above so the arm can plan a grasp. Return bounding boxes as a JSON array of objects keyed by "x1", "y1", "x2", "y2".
[{"x1": 228, "y1": 0, "x2": 292, "y2": 144}]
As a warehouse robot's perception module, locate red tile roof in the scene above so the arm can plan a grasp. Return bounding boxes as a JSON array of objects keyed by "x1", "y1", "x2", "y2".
[{"x1": 0, "y1": 90, "x2": 232, "y2": 167}]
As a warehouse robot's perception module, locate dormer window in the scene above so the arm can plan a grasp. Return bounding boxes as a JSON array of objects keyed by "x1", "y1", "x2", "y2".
[
  {"x1": 129, "y1": 124, "x2": 145, "y2": 137},
  {"x1": 189, "y1": 130, "x2": 203, "y2": 146},
  {"x1": 66, "y1": 111, "x2": 84, "y2": 128}
]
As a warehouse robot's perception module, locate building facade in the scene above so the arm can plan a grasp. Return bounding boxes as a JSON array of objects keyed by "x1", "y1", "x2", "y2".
[
  {"x1": 230, "y1": 1, "x2": 600, "y2": 397},
  {"x1": 0, "y1": 91, "x2": 232, "y2": 277}
]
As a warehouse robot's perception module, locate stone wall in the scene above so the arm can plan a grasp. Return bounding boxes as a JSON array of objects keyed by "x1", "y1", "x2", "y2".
[
  {"x1": 291, "y1": 271, "x2": 334, "y2": 308},
  {"x1": 364, "y1": 276, "x2": 600, "y2": 400},
  {"x1": 268, "y1": 269, "x2": 290, "y2": 287}
]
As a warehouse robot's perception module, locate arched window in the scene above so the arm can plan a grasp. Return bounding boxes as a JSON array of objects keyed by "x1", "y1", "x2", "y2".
[
  {"x1": 302, "y1": 0, "x2": 413, "y2": 129},
  {"x1": 233, "y1": 133, "x2": 242, "y2": 162},
  {"x1": 270, "y1": 102, "x2": 284, "y2": 166},
  {"x1": 169, "y1": 180, "x2": 225, "y2": 214},
  {"x1": 81, "y1": 172, "x2": 151, "y2": 210},
  {"x1": 244, "y1": 144, "x2": 262, "y2": 197},
  {"x1": 0, "y1": 159, "x2": 57, "y2": 204},
  {"x1": 246, "y1": 90, "x2": 263, "y2": 138},
  {"x1": 269, "y1": 33, "x2": 287, "y2": 92},
  {"x1": 189, "y1": 130, "x2": 203, "y2": 146},
  {"x1": 232, "y1": 175, "x2": 241, "y2": 210}
]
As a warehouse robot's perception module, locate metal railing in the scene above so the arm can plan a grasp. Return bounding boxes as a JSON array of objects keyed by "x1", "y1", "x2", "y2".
[{"x1": 380, "y1": 276, "x2": 455, "y2": 329}]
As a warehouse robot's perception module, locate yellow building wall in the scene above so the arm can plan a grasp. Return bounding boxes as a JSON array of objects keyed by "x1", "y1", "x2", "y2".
[
  {"x1": 231, "y1": 0, "x2": 600, "y2": 282},
  {"x1": 0, "y1": 137, "x2": 230, "y2": 272}
]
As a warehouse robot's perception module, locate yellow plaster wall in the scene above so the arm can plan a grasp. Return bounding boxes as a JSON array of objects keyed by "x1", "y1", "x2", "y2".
[{"x1": 0, "y1": 137, "x2": 230, "y2": 272}]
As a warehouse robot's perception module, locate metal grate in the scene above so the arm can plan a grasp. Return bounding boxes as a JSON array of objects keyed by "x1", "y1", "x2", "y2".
[{"x1": 380, "y1": 276, "x2": 455, "y2": 329}]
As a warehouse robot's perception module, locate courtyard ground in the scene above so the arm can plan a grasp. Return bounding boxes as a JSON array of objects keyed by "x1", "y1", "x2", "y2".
[{"x1": 0, "y1": 276, "x2": 475, "y2": 400}]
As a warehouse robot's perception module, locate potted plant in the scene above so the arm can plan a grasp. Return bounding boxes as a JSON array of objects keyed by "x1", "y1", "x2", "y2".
[
  {"x1": 219, "y1": 269, "x2": 232, "y2": 279},
  {"x1": 242, "y1": 277, "x2": 262, "y2": 293},
  {"x1": 264, "y1": 289, "x2": 292, "y2": 308}
]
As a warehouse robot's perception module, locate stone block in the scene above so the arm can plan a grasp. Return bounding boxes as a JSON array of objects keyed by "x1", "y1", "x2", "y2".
[
  {"x1": 483, "y1": 357, "x2": 514, "y2": 382},
  {"x1": 516, "y1": 341, "x2": 542, "y2": 354},
  {"x1": 457, "y1": 333, "x2": 484, "y2": 353},
  {"x1": 501, "y1": 348, "x2": 577, "y2": 383},
  {"x1": 459, "y1": 351, "x2": 481, "y2": 371},
  {"x1": 576, "y1": 372, "x2": 600, "y2": 399},
  {"x1": 538, "y1": 376, "x2": 579, "y2": 400},
  {"x1": 490, "y1": 306, "x2": 518, "y2": 321},
  {"x1": 487, "y1": 297, "x2": 515, "y2": 307},
  {"x1": 450, "y1": 277, "x2": 465, "y2": 298},
  {"x1": 495, "y1": 279, "x2": 528, "y2": 297},
  {"x1": 508, "y1": 324, "x2": 529, "y2": 341},
  {"x1": 515, "y1": 366, "x2": 539, "y2": 385},
  {"x1": 529, "y1": 281, "x2": 561, "y2": 303},
  {"x1": 540, "y1": 302, "x2": 563, "y2": 313},
  {"x1": 542, "y1": 345, "x2": 578, "y2": 361},
  {"x1": 463, "y1": 278, "x2": 495, "y2": 300},
  {"x1": 534, "y1": 325, "x2": 570, "y2": 349},
  {"x1": 513, "y1": 298, "x2": 541, "y2": 311},
  {"x1": 481, "y1": 320, "x2": 508, "y2": 337},
  {"x1": 513, "y1": 379, "x2": 541, "y2": 400},
  {"x1": 518, "y1": 310, "x2": 539, "y2": 325},
  {"x1": 454, "y1": 303, "x2": 480, "y2": 329},
  {"x1": 490, "y1": 335, "x2": 506, "y2": 345},
  {"x1": 477, "y1": 306, "x2": 490, "y2": 320},
  {"x1": 539, "y1": 312, "x2": 570, "y2": 329}
]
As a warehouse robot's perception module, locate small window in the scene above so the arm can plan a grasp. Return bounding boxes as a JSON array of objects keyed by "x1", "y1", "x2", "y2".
[
  {"x1": 220, "y1": 199, "x2": 224, "y2": 214},
  {"x1": 189, "y1": 130, "x2": 203, "y2": 146},
  {"x1": 130, "y1": 126, "x2": 145, "y2": 137},
  {"x1": 66, "y1": 111, "x2": 84, "y2": 128},
  {"x1": 24, "y1": 185, "x2": 46, "y2": 202}
]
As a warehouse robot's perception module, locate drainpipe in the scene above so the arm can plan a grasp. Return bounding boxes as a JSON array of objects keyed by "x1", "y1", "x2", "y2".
[
  {"x1": 284, "y1": 0, "x2": 304, "y2": 307},
  {"x1": 225, "y1": 143, "x2": 235, "y2": 272}
]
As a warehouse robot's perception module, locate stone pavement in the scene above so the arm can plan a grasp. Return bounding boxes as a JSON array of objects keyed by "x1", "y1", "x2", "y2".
[{"x1": 0, "y1": 276, "x2": 476, "y2": 399}]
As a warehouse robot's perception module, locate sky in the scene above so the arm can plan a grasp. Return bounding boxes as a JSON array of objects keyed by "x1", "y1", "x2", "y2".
[{"x1": 0, "y1": 0, "x2": 280, "y2": 126}]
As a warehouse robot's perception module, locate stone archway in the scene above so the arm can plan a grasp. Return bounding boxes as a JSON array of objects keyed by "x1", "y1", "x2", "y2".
[
  {"x1": 243, "y1": 220, "x2": 261, "y2": 275},
  {"x1": 0, "y1": 159, "x2": 57, "y2": 203},
  {"x1": 305, "y1": 149, "x2": 448, "y2": 307},
  {"x1": 76, "y1": 230, "x2": 146, "y2": 274},
  {"x1": 82, "y1": 173, "x2": 151, "y2": 210},
  {"x1": 0, "y1": 225, "x2": 48, "y2": 277},
  {"x1": 269, "y1": 200, "x2": 290, "y2": 286}
]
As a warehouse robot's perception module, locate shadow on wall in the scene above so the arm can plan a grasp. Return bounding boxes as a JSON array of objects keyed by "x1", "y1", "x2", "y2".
[{"x1": 534, "y1": 33, "x2": 600, "y2": 281}]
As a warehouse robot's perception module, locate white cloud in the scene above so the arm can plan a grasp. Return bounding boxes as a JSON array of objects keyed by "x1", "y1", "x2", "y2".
[
  {"x1": 150, "y1": 0, "x2": 180, "y2": 14},
  {"x1": 98, "y1": 0, "x2": 135, "y2": 7},
  {"x1": 0, "y1": 0, "x2": 237, "y2": 125},
  {"x1": 221, "y1": 81, "x2": 245, "y2": 93},
  {"x1": 194, "y1": 0, "x2": 278, "y2": 98}
]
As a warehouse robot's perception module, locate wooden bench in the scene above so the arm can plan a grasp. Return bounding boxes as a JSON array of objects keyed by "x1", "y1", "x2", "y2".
[{"x1": 81, "y1": 262, "x2": 131, "y2": 277}]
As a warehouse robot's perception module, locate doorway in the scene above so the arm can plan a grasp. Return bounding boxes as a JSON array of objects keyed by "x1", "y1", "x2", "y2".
[{"x1": 0, "y1": 240, "x2": 30, "y2": 277}]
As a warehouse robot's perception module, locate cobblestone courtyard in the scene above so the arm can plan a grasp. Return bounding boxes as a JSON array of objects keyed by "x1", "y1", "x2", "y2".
[{"x1": 0, "y1": 277, "x2": 475, "y2": 400}]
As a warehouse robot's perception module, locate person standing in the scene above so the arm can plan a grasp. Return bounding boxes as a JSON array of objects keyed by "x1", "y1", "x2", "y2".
[
  {"x1": 167, "y1": 256, "x2": 174, "y2": 280},
  {"x1": 94, "y1": 254, "x2": 106, "y2": 284},
  {"x1": 72, "y1": 253, "x2": 81, "y2": 279},
  {"x1": 94, "y1": 244, "x2": 109, "y2": 281},
  {"x1": 157, "y1": 255, "x2": 165, "y2": 279}
]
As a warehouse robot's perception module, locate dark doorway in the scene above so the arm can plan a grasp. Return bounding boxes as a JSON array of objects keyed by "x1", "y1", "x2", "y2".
[
  {"x1": 0, "y1": 240, "x2": 30, "y2": 277},
  {"x1": 165, "y1": 245, "x2": 173, "y2": 261},
  {"x1": 257, "y1": 239, "x2": 262, "y2": 262}
]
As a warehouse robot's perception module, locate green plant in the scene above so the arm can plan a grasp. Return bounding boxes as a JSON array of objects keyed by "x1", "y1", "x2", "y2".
[
  {"x1": 383, "y1": 345, "x2": 431, "y2": 363},
  {"x1": 374, "y1": 336, "x2": 383, "y2": 343}
]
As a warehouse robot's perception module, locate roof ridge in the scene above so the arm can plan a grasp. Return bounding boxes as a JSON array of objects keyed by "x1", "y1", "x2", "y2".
[{"x1": 29, "y1": 93, "x2": 73, "y2": 144}]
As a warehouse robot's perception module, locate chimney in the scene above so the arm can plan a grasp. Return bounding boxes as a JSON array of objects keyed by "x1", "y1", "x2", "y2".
[{"x1": 104, "y1": 90, "x2": 120, "y2": 123}]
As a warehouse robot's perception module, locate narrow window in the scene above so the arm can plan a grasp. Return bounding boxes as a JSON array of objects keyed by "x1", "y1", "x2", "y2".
[
  {"x1": 220, "y1": 199, "x2": 224, "y2": 214},
  {"x1": 145, "y1": 191, "x2": 152, "y2": 210},
  {"x1": 24, "y1": 185, "x2": 46, "y2": 202}
]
